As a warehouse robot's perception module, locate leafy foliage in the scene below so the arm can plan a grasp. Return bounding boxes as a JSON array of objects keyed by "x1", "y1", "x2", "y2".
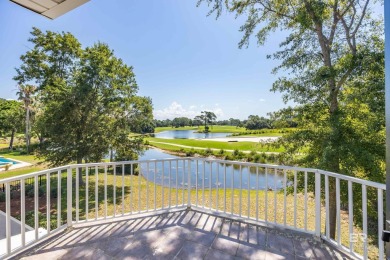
[
  {"x1": 14, "y1": 28, "x2": 153, "y2": 165},
  {"x1": 198, "y1": 0, "x2": 384, "y2": 239}
]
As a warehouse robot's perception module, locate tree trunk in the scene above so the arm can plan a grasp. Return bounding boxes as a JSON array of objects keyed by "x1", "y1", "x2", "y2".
[
  {"x1": 38, "y1": 134, "x2": 44, "y2": 146},
  {"x1": 9, "y1": 129, "x2": 15, "y2": 150},
  {"x1": 77, "y1": 157, "x2": 85, "y2": 186},
  {"x1": 25, "y1": 107, "x2": 30, "y2": 154},
  {"x1": 327, "y1": 81, "x2": 341, "y2": 240}
]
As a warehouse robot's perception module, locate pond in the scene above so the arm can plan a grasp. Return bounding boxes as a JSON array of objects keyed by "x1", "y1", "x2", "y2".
[
  {"x1": 138, "y1": 148, "x2": 284, "y2": 190},
  {"x1": 154, "y1": 130, "x2": 231, "y2": 139}
]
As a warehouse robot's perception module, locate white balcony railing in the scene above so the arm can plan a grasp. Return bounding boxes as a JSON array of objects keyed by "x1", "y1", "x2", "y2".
[{"x1": 0, "y1": 158, "x2": 385, "y2": 259}]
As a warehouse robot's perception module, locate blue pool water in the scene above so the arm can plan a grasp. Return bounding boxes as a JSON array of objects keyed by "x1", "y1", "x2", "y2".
[{"x1": 0, "y1": 158, "x2": 19, "y2": 165}]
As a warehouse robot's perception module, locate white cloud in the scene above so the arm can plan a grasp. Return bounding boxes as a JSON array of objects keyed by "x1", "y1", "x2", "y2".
[
  {"x1": 259, "y1": 98, "x2": 266, "y2": 102},
  {"x1": 154, "y1": 101, "x2": 224, "y2": 120}
]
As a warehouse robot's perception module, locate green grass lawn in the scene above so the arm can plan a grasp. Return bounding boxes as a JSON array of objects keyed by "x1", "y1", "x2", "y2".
[
  {"x1": 0, "y1": 149, "x2": 46, "y2": 179},
  {"x1": 236, "y1": 133, "x2": 283, "y2": 137},
  {"x1": 147, "y1": 137, "x2": 283, "y2": 153}
]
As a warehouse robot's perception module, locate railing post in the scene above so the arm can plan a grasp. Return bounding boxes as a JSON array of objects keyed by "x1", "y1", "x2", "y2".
[
  {"x1": 315, "y1": 170, "x2": 321, "y2": 239},
  {"x1": 187, "y1": 159, "x2": 191, "y2": 208},
  {"x1": 6, "y1": 183, "x2": 11, "y2": 255},
  {"x1": 67, "y1": 166, "x2": 73, "y2": 227}
]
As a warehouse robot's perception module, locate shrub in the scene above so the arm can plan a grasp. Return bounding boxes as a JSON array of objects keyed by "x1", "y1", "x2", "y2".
[
  {"x1": 218, "y1": 149, "x2": 225, "y2": 155},
  {"x1": 25, "y1": 185, "x2": 45, "y2": 198},
  {"x1": 51, "y1": 187, "x2": 58, "y2": 198},
  {"x1": 225, "y1": 154, "x2": 232, "y2": 161},
  {"x1": 253, "y1": 154, "x2": 261, "y2": 163},
  {"x1": 205, "y1": 148, "x2": 213, "y2": 156},
  {"x1": 186, "y1": 149, "x2": 195, "y2": 156}
]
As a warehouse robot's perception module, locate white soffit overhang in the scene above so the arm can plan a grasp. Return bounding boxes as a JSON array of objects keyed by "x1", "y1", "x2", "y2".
[{"x1": 10, "y1": 0, "x2": 90, "y2": 19}]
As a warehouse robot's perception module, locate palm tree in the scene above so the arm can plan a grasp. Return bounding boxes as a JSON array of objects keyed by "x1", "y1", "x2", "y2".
[
  {"x1": 17, "y1": 84, "x2": 37, "y2": 154},
  {"x1": 200, "y1": 111, "x2": 217, "y2": 132}
]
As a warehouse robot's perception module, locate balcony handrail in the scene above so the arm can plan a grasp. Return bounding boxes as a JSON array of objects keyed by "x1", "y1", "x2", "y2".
[
  {"x1": 1, "y1": 158, "x2": 385, "y2": 190},
  {"x1": 0, "y1": 158, "x2": 386, "y2": 259}
]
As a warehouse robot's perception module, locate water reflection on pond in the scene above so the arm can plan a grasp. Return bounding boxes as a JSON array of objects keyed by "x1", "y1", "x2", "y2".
[
  {"x1": 154, "y1": 130, "x2": 231, "y2": 139},
  {"x1": 139, "y1": 149, "x2": 284, "y2": 190}
]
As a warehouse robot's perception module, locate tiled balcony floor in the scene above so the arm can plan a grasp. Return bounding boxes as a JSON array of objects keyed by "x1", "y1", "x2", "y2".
[{"x1": 17, "y1": 210, "x2": 352, "y2": 260}]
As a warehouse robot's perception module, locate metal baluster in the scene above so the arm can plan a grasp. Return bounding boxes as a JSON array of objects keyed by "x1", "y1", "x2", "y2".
[
  {"x1": 362, "y1": 185, "x2": 368, "y2": 259},
  {"x1": 34, "y1": 175, "x2": 39, "y2": 240},
  {"x1": 239, "y1": 165, "x2": 242, "y2": 217},
  {"x1": 196, "y1": 160, "x2": 198, "y2": 207},
  {"x1": 209, "y1": 162, "x2": 212, "y2": 210},
  {"x1": 169, "y1": 161, "x2": 172, "y2": 208},
  {"x1": 95, "y1": 166, "x2": 98, "y2": 220},
  {"x1": 224, "y1": 163, "x2": 226, "y2": 213},
  {"x1": 203, "y1": 161, "x2": 205, "y2": 208},
  {"x1": 274, "y1": 168, "x2": 277, "y2": 223},
  {"x1": 378, "y1": 189, "x2": 384, "y2": 260},
  {"x1": 176, "y1": 160, "x2": 179, "y2": 207},
  {"x1": 104, "y1": 165, "x2": 107, "y2": 219},
  {"x1": 256, "y1": 167, "x2": 259, "y2": 221},
  {"x1": 76, "y1": 168, "x2": 79, "y2": 223},
  {"x1": 247, "y1": 166, "x2": 250, "y2": 218},
  {"x1": 304, "y1": 171, "x2": 308, "y2": 231},
  {"x1": 146, "y1": 162, "x2": 149, "y2": 212},
  {"x1": 57, "y1": 170, "x2": 61, "y2": 228},
  {"x1": 6, "y1": 183, "x2": 11, "y2": 255},
  {"x1": 122, "y1": 164, "x2": 125, "y2": 215},
  {"x1": 113, "y1": 165, "x2": 116, "y2": 217},
  {"x1": 46, "y1": 172, "x2": 51, "y2": 233},
  {"x1": 21, "y1": 179, "x2": 26, "y2": 246},
  {"x1": 162, "y1": 161, "x2": 165, "y2": 209},
  {"x1": 283, "y1": 169, "x2": 287, "y2": 226},
  {"x1": 265, "y1": 167, "x2": 268, "y2": 222},
  {"x1": 154, "y1": 162, "x2": 157, "y2": 210},
  {"x1": 336, "y1": 178, "x2": 341, "y2": 245},
  {"x1": 216, "y1": 162, "x2": 219, "y2": 212},
  {"x1": 293, "y1": 170, "x2": 297, "y2": 228},
  {"x1": 138, "y1": 163, "x2": 141, "y2": 213},
  {"x1": 325, "y1": 175, "x2": 330, "y2": 238},
  {"x1": 348, "y1": 181, "x2": 353, "y2": 253},
  {"x1": 86, "y1": 167, "x2": 89, "y2": 221}
]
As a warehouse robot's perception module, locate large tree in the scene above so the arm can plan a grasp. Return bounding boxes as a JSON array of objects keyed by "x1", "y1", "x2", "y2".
[
  {"x1": 245, "y1": 115, "x2": 271, "y2": 130},
  {"x1": 0, "y1": 99, "x2": 24, "y2": 149},
  {"x1": 14, "y1": 28, "x2": 151, "y2": 168},
  {"x1": 198, "y1": 0, "x2": 384, "y2": 239},
  {"x1": 199, "y1": 111, "x2": 217, "y2": 132}
]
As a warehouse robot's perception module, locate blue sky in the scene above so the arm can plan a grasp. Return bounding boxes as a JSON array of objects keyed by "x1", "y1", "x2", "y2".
[{"x1": 0, "y1": 1, "x2": 383, "y2": 120}]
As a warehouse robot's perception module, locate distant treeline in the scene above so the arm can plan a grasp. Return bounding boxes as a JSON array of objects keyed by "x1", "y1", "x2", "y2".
[{"x1": 154, "y1": 108, "x2": 298, "y2": 130}]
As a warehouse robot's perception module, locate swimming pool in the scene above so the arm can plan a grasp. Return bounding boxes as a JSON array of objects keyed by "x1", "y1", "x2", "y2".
[{"x1": 0, "y1": 157, "x2": 20, "y2": 165}]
